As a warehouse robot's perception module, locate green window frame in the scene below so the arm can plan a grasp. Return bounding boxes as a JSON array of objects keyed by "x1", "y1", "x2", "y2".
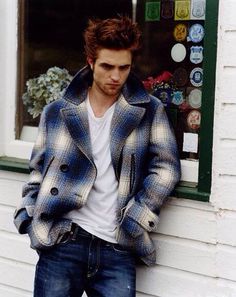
[{"x1": 174, "y1": 0, "x2": 219, "y2": 201}]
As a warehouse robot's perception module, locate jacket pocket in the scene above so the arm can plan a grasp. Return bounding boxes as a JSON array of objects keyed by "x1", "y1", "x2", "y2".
[
  {"x1": 42, "y1": 156, "x2": 55, "y2": 179},
  {"x1": 130, "y1": 153, "x2": 136, "y2": 194}
]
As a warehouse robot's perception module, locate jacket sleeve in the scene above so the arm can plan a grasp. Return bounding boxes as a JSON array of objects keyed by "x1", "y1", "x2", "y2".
[
  {"x1": 14, "y1": 109, "x2": 47, "y2": 234},
  {"x1": 121, "y1": 102, "x2": 181, "y2": 237}
]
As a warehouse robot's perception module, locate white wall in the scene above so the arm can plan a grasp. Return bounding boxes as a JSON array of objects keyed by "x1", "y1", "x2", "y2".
[
  {"x1": 0, "y1": 0, "x2": 7, "y2": 156},
  {"x1": 210, "y1": 0, "x2": 236, "y2": 294},
  {"x1": 1, "y1": 0, "x2": 236, "y2": 297},
  {"x1": 0, "y1": 170, "x2": 36, "y2": 296}
]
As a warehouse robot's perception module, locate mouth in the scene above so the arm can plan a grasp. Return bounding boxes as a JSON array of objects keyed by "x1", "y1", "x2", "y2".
[{"x1": 107, "y1": 83, "x2": 121, "y2": 88}]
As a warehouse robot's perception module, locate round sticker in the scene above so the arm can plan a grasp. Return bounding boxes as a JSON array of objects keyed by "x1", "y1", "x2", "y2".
[
  {"x1": 187, "y1": 110, "x2": 201, "y2": 130},
  {"x1": 173, "y1": 67, "x2": 188, "y2": 87},
  {"x1": 190, "y1": 67, "x2": 203, "y2": 87},
  {"x1": 171, "y1": 43, "x2": 187, "y2": 62},
  {"x1": 188, "y1": 89, "x2": 202, "y2": 108},
  {"x1": 173, "y1": 23, "x2": 187, "y2": 42},
  {"x1": 189, "y1": 24, "x2": 205, "y2": 43}
]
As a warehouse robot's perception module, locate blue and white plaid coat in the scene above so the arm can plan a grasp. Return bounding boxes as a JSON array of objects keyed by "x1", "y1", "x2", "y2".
[{"x1": 14, "y1": 66, "x2": 180, "y2": 265}]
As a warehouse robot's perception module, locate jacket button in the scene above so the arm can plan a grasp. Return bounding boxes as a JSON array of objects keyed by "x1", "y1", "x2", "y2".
[
  {"x1": 60, "y1": 164, "x2": 69, "y2": 173},
  {"x1": 148, "y1": 221, "x2": 155, "y2": 228},
  {"x1": 50, "y1": 187, "x2": 58, "y2": 196}
]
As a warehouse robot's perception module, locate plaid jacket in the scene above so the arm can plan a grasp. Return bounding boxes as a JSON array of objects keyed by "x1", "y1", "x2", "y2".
[{"x1": 14, "y1": 66, "x2": 180, "y2": 265}]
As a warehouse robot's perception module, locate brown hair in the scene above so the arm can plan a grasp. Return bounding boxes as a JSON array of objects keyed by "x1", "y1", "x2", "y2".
[{"x1": 84, "y1": 16, "x2": 141, "y2": 61}]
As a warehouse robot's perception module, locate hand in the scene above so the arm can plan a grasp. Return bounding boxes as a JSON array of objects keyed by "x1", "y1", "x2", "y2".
[{"x1": 121, "y1": 215, "x2": 144, "y2": 238}]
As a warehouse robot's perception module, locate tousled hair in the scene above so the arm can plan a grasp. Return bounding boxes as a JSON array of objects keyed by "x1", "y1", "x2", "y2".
[{"x1": 84, "y1": 16, "x2": 141, "y2": 61}]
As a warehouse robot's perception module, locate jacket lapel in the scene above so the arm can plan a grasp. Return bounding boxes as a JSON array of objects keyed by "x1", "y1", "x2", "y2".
[
  {"x1": 110, "y1": 95, "x2": 145, "y2": 177},
  {"x1": 60, "y1": 67, "x2": 150, "y2": 170},
  {"x1": 61, "y1": 101, "x2": 93, "y2": 162}
]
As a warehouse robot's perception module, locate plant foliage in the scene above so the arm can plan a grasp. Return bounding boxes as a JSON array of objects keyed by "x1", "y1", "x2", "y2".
[{"x1": 22, "y1": 67, "x2": 73, "y2": 118}]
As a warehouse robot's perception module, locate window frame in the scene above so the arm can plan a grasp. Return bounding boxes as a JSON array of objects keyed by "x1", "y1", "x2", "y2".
[
  {"x1": 0, "y1": 0, "x2": 42, "y2": 160},
  {"x1": 0, "y1": 0, "x2": 219, "y2": 202}
]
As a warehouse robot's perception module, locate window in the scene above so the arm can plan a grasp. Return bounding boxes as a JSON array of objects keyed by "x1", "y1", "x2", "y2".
[
  {"x1": 0, "y1": 0, "x2": 219, "y2": 201},
  {"x1": 133, "y1": 0, "x2": 219, "y2": 201}
]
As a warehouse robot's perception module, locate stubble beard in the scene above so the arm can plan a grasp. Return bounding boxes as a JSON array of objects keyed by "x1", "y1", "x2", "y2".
[{"x1": 95, "y1": 80, "x2": 123, "y2": 99}]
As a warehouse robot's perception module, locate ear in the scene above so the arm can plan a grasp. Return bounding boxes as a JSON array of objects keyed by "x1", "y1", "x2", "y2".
[{"x1": 87, "y1": 58, "x2": 94, "y2": 70}]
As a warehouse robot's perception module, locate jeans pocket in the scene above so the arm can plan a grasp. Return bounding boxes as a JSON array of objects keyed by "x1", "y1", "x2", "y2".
[
  {"x1": 112, "y1": 244, "x2": 131, "y2": 255},
  {"x1": 57, "y1": 232, "x2": 72, "y2": 245}
]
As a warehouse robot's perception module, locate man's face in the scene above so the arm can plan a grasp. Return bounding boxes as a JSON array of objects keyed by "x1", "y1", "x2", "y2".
[{"x1": 88, "y1": 48, "x2": 132, "y2": 98}]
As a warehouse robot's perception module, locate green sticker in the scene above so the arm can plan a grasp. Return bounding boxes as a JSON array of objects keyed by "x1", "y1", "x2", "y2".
[{"x1": 145, "y1": 1, "x2": 161, "y2": 21}]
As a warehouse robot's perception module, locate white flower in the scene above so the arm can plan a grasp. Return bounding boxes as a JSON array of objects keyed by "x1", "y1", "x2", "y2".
[{"x1": 22, "y1": 66, "x2": 73, "y2": 118}]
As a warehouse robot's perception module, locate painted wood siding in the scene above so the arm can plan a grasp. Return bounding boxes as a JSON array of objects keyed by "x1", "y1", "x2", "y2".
[{"x1": 0, "y1": 170, "x2": 36, "y2": 296}]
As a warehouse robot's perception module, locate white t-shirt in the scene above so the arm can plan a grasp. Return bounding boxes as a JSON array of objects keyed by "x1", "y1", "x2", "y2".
[{"x1": 64, "y1": 96, "x2": 118, "y2": 243}]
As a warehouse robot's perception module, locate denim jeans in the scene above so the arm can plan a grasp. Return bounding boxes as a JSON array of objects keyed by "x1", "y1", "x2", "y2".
[{"x1": 34, "y1": 224, "x2": 136, "y2": 297}]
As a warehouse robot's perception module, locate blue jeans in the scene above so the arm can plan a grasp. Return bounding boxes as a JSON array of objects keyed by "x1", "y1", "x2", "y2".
[{"x1": 34, "y1": 224, "x2": 136, "y2": 297}]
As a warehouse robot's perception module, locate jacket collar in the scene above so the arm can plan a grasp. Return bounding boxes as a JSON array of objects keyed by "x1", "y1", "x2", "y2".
[
  {"x1": 63, "y1": 65, "x2": 150, "y2": 105},
  {"x1": 61, "y1": 66, "x2": 149, "y2": 170}
]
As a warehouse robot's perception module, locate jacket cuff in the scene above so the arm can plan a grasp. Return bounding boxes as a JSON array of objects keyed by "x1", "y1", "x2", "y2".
[
  {"x1": 124, "y1": 199, "x2": 159, "y2": 233},
  {"x1": 14, "y1": 209, "x2": 32, "y2": 234}
]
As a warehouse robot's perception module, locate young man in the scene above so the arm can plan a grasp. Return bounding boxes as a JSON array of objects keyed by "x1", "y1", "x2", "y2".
[{"x1": 14, "y1": 17, "x2": 180, "y2": 297}]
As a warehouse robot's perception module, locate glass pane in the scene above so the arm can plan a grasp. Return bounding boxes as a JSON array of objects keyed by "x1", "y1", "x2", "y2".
[{"x1": 134, "y1": 0, "x2": 205, "y2": 161}]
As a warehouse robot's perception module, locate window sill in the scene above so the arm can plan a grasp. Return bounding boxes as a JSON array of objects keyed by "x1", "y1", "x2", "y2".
[
  {"x1": 0, "y1": 157, "x2": 210, "y2": 202},
  {"x1": 174, "y1": 185, "x2": 209, "y2": 202},
  {"x1": 0, "y1": 157, "x2": 29, "y2": 174}
]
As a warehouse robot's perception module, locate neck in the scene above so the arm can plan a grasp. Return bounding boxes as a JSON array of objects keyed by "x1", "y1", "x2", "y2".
[{"x1": 88, "y1": 86, "x2": 119, "y2": 118}]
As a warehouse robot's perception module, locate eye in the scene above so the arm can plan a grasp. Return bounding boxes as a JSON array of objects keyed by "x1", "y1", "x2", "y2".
[
  {"x1": 100, "y1": 63, "x2": 113, "y2": 70},
  {"x1": 119, "y1": 65, "x2": 131, "y2": 71}
]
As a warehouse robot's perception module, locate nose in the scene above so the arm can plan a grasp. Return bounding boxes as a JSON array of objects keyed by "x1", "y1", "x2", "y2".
[{"x1": 110, "y1": 68, "x2": 120, "y2": 82}]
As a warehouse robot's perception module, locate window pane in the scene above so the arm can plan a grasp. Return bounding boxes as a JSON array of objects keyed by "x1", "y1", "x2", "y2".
[{"x1": 134, "y1": 0, "x2": 206, "y2": 161}]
